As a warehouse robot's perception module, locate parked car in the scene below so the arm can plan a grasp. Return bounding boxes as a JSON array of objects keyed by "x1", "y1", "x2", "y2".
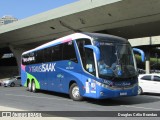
[
  {"x1": 2, "y1": 76, "x2": 21, "y2": 87},
  {"x1": 138, "y1": 74, "x2": 160, "y2": 94}
]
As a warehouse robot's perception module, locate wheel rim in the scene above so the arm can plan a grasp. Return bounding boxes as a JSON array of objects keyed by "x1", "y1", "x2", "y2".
[
  {"x1": 28, "y1": 82, "x2": 31, "y2": 90},
  {"x1": 72, "y1": 86, "x2": 80, "y2": 99},
  {"x1": 11, "y1": 83, "x2": 14, "y2": 87},
  {"x1": 32, "y1": 82, "x2": 35, "y2": 91},
  {"x1": 138, "y1": 87, "x2": 141, "y2": 94}
]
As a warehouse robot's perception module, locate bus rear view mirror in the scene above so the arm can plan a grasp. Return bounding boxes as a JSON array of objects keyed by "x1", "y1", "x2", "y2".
[
  {"x1": 84, "y1": 45, "x2": 100, "y2": 61},
  {"x1": 133, "y1": 48, "x2": 145, "y2": 62}
]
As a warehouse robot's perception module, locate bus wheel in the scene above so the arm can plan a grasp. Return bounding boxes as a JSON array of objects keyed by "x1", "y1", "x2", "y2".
[
  {"x1": 138, "y1": 86, "x2": 143, "y2": 95},
  {"x1": 32, "y1": 81, "x2": 37, "y2": 93},
  {"x1": 28, "y1": 81, "x2": 32, "y2": 92},
  {"x1": 69, "y1": 83, "x2": 83, "y2": 101}
]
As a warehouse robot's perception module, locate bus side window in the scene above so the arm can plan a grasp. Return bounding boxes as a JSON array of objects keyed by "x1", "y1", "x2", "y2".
[
  {"x1": 43, "y1": 48, "x2": 52, "y2": 63},
  {"x1": 85, "y1": 48, "x2": 96, "y2": 75},
  {"x1": 35, "y1": 50, "x2": 44, "y2": 64},
  {"x1": 76, "y1": 39, "x2": 96, "y2": 75},
  {"x1": 22, "y1": 54, "x2": 28, "y2": 65},
  {"x1": 62, "y1": 41, "x2": 78, "y2": 63},
  {"x1": 52, "y1": 44, "x2": 63, "y2": 62},
  {"x1": 29, "y1": 52, "x2": 35, "y2": 64},
  {"x1": 76, "y1": 39, "x2": 91, "y2": 67}
]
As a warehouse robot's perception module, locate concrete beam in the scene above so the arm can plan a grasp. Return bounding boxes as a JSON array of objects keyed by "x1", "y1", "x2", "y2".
[
  {"x1": 129, "y1": 35, "x2": 160, "y2": 47},
  {"x1": 0, "y1": 0, "x2": 120, "y2": 34}
]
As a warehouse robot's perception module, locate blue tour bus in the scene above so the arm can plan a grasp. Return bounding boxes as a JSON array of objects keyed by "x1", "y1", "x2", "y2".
[{"x1": 21, "y1": 32, "x2": 143, "y2": 101}]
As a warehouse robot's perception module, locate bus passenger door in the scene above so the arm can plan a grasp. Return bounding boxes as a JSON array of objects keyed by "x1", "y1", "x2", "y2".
[
  {"x1": 47, "y1": 62, "x2": 65, "y2": 92},
  {"x1": 56, "y1": 72, "x2": 64, "y2": 91},
  {"x1": 48, "y1": 63, "x2": 64, "y2": 92},
  {"x1": 76, "y1": 39, "x2": 97, "y2": 97}
]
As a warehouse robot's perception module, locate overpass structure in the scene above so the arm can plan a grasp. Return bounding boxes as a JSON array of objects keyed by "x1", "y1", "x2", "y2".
[
  {"x1": 129, "y1": 36, "x2": 160, "y2": 73},
  {"x1": 1, "y1": 0, "x2": 160, "y2": 74}
]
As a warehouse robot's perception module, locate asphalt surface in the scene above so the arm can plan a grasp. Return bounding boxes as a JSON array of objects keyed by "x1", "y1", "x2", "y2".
[{"x1": 0, "y1": 86, "x2": 160, "y2": 120}]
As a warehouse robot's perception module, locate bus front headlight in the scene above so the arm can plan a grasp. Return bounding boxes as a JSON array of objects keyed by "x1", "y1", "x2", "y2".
[{"x1": 96, "y1": 81, "x2": 110, "y2": 89}]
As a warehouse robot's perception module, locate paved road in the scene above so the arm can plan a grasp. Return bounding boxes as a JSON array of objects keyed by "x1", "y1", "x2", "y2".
[{"x1": 0, "y1": 86, "x2": 160, "y2": 119}]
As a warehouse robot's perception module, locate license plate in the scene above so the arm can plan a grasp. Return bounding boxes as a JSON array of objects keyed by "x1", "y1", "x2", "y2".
[{"x1": 120, "y1": 92, "x2": 127, "y2": 96}]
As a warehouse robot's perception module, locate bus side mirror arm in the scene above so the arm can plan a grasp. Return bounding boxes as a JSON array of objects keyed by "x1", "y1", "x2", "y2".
[
  {"x1": 84, "y1": 45, "x2": 100, "y2": 61},
  {"x1": 133, "y1": 48, "x2": 145, "y2": 62}
]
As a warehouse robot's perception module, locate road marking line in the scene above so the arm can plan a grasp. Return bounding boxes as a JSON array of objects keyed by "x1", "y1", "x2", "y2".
[
  {"x1": 5, "y1": 94, "x2": 72, "y2": 102},
  {"x1": 121, "y1": 105, "x2": 160, "y2": 111}
]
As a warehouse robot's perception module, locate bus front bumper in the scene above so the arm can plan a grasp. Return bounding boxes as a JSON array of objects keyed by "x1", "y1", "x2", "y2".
[{"x1": 96, "y1": 84, "x2": 138, "y2": 99}]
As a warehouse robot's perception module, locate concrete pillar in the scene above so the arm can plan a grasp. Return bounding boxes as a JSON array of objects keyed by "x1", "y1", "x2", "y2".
[
  {"x1": 145, "y1": 51, "x2": 150, "y2": 74},
  {"x1": 145, "y1": 61, "x2": 150, "y2": 74},
  {"x1": 9, "y1": 45, "x2": 26, "y2": 75}
]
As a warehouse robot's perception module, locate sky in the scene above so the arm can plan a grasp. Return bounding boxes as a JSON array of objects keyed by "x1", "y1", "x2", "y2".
[{"x1": 0, "y1": 0, "x2": 78, "y2": 19}]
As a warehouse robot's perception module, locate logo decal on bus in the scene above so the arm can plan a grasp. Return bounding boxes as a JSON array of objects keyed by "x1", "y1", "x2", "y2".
[
  {"x1": 66, "y1": 61, "x2": 74, "y2": 70},
  {"x1": 23, "y1": 57, "x2": 35, "y2": 62},
  {"x1": 29, "y1": 63, "x2": 56, "y2": 72},
  {"x1": 57, "y1": 74, "x2": 64, "y2": 78},
  {"x1": 86, "y1": 78, "x2": 96, "y2": 94}
]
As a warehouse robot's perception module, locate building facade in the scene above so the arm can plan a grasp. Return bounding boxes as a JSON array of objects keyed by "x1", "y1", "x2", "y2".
[{"x1": 0, "y1": 15, "x2": 18, "y2": 26}]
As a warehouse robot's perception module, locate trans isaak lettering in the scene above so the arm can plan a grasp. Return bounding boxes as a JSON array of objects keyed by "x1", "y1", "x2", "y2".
[{"x1": 29, "y1": 63, "x2": 56, "y2": 72}]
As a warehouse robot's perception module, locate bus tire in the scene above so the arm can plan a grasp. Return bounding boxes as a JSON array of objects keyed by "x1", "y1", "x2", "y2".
[
  {"x1": 28, "y1": 81, "x2": 32, "y2": 92},
  {"x1": 69, "y1": 83, "x2": 83, "y2": 101},
  {"x1": 32, "y1": 81, "x2": 37, "y2": 93},
  {"x1": 138, "y1": 86, "x2": 143, "y2": 95}
]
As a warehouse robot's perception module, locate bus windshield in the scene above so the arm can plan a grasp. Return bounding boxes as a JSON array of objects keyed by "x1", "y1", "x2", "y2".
[{"x1": 94, "y1": 40, "x2": 137, "y2": 79}]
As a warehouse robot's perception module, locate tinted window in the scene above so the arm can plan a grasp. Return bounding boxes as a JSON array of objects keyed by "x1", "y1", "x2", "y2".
[
  {"x1": 29, "y1": 52, "x2": 36, "y2": 64},
  {"x1": 22, "y1": 52, "x2": 35, "y2": 65},
  {"x1": 43, "y1": 48, "x2": 52, "y2": 62},
  {"x1": 52, "y1": 44, "x2": 63, "y2": 61},
  {"x1": 22, "y1": 54, "x2": 29, "y2": 65},
  {"x1": 141, "y1": 75, "x2": 152, "y2": 80},
  {"x1": 22, "y1": 41, "x2": 76, "y2": 65},
  {"x1": 153, "y1": 76, "x2": 160, "y2": 82},
  {"x1": 76, "y1": 39, "x2": 95, "y2": 75},
  {"x1": 35, "y1": 45, "x2": 63, "y2": 63},
  {"x1": 62, "y1": 41, "x2": 77, "y2": 63},
  {"x1": 35, "y1": 50, "x2": 44, "y2": 63},
  {"x1": 84, "y1": 48, "x2": 96, "y2": 75},
  {"x1": 76, "y1": 39, "x2": 91, "y2": 68}
]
